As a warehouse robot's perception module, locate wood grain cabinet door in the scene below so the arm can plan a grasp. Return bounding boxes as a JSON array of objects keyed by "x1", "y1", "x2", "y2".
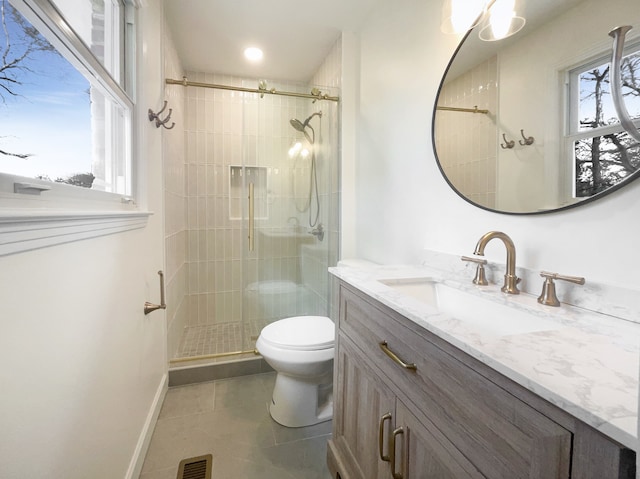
[
  {"x1": 331, "y1": 335, "x2": 396, "y2": 479},
  {"x1": 394, "y1": 400, "x2": 486, "y2": 479}
]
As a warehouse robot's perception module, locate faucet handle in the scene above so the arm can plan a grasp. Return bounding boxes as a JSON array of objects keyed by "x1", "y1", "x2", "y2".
[
  {"x1": 537, "y1": 271, "x2": 585, "y2": 307},
  {"x1": 461, "y1": 256, "x2": 488, "y2": 286}
]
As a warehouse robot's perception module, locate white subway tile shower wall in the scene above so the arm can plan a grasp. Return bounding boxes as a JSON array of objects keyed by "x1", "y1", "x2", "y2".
[
  {"x1": 184, "y1": 72, "x2": 319, "y2": 328},
  {"x1": 435, "y1": 55, "x2": 498, "y2": 208},
  {"x1": 306, "y1": 37, "x2": 342, "y2": 317}
]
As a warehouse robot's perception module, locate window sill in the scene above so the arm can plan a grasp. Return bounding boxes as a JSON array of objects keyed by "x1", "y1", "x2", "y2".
[{"x1": 0, "y1": 210, "x2": 151, "y2": 257}]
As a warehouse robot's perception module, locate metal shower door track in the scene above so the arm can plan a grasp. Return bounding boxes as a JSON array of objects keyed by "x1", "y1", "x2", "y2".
[{"x1": 166, "y1": 76, "x2": 340, "y2": 102}]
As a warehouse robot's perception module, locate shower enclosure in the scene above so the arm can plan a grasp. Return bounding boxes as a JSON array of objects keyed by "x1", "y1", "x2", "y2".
[{"x1": 166, "y1": 75, "x2": 340, "y2": 367}]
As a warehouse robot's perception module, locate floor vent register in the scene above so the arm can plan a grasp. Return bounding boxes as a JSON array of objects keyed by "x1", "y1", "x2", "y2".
[{"x1": 177, "y1": 454, "x2": 212, "y2": 479}]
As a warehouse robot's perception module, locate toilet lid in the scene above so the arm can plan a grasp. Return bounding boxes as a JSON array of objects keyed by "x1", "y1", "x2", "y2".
[{"x1": 260, "y1": 316, "x2": 334, "y2": 351}]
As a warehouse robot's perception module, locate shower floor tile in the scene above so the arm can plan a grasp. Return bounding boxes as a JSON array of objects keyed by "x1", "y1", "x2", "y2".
[{"x1": 175, "y1": 319, "x2": 272, "y2": 359}]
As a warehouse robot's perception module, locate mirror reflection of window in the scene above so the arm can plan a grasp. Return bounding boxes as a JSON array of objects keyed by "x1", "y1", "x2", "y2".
[
  {"x1": 433, "y1": 0, "x2": 640, "y2": 215},
  {"x1": 567, "y1": 46, "x2": 640, "y2": 198}
]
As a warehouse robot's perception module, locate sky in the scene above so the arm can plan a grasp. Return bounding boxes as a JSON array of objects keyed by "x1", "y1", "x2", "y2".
[
  {"x1": 0, "y1": 2, "x2": 92, "y2": 180},
  {"x1": 578, "y1": 56, "x2": 640, "y2": 129}
]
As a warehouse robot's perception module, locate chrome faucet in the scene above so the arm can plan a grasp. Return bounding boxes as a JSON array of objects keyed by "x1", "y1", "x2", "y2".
[{"x1": 473, "y1": 231, "x2": 520, "y2": 294}]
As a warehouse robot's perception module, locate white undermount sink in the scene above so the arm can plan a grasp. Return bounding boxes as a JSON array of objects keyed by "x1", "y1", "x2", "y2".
[{"x1": 378, "y1": 278, "x2": 561, "y2": 337}]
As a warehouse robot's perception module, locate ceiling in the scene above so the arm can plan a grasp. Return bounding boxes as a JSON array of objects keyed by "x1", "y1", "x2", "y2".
[{"x1": 163, "y1": 0, "x2": 381, "y2": 83}]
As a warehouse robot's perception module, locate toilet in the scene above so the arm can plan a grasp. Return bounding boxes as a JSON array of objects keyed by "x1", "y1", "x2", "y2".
[{"x1": 256, "y1": 315, "x2": 335, "y2": 427}]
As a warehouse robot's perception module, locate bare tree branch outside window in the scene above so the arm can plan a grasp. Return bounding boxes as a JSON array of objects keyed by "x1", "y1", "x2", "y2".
[
  {"x1": 576, "y1": 55, "x2": 640, "y2": 197},
  {"x1": 0, "y1": 0, "x2": 59, "y2": 159},
  {"x1": 0, "y1": 0, "x2": 96, "y2": 188}
]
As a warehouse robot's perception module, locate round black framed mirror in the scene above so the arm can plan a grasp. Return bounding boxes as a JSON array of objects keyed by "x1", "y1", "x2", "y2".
[{"x1": 432, "y1": 0, "x2": 640, "y2": 214}]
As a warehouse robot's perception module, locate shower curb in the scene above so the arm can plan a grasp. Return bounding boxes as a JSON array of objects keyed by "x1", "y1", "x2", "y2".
[{"x1": 168, "y1": 356, "x2": 273, "y2": 387}]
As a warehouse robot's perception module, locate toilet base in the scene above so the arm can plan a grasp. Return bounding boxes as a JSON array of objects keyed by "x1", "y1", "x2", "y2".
[{"x1": 269, "y1": 372, "x2": 333, "y2": 427}]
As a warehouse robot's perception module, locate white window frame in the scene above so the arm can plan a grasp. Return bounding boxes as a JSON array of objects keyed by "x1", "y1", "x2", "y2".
[
  {"x1": 564, "y1": 40, "x2": 640, "y2": 199},
  {"x1": 0, "y1": 0, "x2": 148, "y2": 256}
]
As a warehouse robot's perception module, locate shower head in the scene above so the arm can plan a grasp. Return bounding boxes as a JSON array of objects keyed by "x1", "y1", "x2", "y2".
[
  {"x1": 290, "y1": 111, "x2": 322, "y2": 143},
  {"x1": 290, "y1": 111, "x2": 322, "y2": 131},
  {"x1": 289, "y1": 118, "x2": 306, "y2": 132}
]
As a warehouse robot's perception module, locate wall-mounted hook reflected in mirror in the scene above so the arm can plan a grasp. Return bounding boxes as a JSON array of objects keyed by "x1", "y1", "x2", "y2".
[
  {"x1": 148, "y1": 101, "x2": 175, "y2": 129},
  {"x1": 518, "y1": 129, "x2": 535, "y2": 146},
  {"x1": 500, "y1": 133, "x2": 515, "y2": 149}
]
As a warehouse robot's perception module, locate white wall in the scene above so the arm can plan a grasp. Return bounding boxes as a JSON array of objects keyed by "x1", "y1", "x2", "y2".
[
  {"x1": 348, "y1": 0, "x2": 640, "y2": 288},
  {"x1": 0, "y1": 1, "x2": 167, "y2": 478}
]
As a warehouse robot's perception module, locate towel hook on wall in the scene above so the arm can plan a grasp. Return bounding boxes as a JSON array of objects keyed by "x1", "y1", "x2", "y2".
[
  {"x1": 500, "y1": 133, "x2": 515, "y2": 149},
  {"x1": 518, "y1": 129, "x2": 535, "y2": 146},
  {"x1": 148, "y1": 101, "x2": 175, "y2": 129}
]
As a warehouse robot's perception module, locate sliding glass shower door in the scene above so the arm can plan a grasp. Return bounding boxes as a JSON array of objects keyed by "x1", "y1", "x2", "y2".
[
  {"x1": 239, "y1": 87, "x2": 339, "y2": 353},
  {"x1": 169, "y1": 77, "x2": 339, "y2": 365}
]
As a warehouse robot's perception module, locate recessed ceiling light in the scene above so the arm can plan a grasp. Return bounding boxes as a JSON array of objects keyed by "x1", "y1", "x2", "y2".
[{"x1": 244, "y1": 47, "x2": 263, "y2": 62}]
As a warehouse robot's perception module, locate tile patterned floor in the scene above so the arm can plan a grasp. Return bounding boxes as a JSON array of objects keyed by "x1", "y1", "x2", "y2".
[
  {"x1": 140, "y1": 372, "x2": 333, "y2": 479},
  {"x1": 175, "y1": 319, "x2": 271, "y2": 359}
]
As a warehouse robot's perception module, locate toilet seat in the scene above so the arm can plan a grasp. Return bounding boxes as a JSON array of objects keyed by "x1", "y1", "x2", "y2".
[{"x1": 260, "y1": 316, "x2": 334, "y2": 351}]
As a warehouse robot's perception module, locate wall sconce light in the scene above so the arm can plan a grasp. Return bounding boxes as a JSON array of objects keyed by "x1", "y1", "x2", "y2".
[{"x1": 441, "y1": 0, "x2": 526, "y2": 41}]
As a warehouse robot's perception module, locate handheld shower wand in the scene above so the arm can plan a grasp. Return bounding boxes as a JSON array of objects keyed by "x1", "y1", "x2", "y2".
[{"x1": 289, "y1": 111, "x2": 323, "y2": 228}]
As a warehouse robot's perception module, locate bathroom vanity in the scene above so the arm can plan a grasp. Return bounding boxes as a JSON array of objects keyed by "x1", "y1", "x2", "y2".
[{"x1": 326, "y1": 263, "x2": 638, "y2": 479}]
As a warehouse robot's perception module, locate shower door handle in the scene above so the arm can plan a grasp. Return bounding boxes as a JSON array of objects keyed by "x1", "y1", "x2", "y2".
[{"x1": 248, "y1": 182, "x2": 255, "y2": 252}]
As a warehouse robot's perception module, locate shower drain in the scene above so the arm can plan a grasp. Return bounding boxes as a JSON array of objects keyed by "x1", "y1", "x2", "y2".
[{"x1": 177, "y1": 454, "x2": 212, "y2": 479}]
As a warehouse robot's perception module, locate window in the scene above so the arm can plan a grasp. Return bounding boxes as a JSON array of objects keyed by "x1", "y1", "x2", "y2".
[
  {"x1": 0, "y1": 0, "x2": 146, "y2": 257},
  {"x1": 0, "y1": 0, "x2": 135, "y2": 199},
  {"x1": 566, "y1": 43, "x2": 640, "y2": 198}
]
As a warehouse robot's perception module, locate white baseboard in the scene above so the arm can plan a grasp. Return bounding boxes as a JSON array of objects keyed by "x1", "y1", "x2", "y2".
[{"x1": 125, "y1": 373, "x2": 168, "y2": 479}]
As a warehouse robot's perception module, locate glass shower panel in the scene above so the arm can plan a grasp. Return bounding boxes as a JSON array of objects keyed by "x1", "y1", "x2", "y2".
[
  {"x1": 240, "y1": 88, "x2": 339, "y2": 352},
  {"x1": 169, "y1": 77, "x2": 339, "y2": 365}
]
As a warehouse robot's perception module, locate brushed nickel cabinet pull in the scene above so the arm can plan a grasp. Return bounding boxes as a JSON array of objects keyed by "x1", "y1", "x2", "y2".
[
  {"x1": 379, "y1": 412, "x2": 392, "y2": 462},
  {"x1": 144, "y1": 270, "x2": 167, "y2": 315},
  {"x1": 390, "y1": 426, "x2": 405, "y2": 479},
  {"x1": 248, "y1": 182, "x2": 255, "y2": 252},
  {"x1": 379, "y1": 341, "x2": 417, "y2": 371}
]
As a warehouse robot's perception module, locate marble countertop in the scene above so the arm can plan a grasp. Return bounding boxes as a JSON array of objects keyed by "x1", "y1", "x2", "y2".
[{"x1": 330, "y1": 263, "x2": 639, "y2": 450}]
